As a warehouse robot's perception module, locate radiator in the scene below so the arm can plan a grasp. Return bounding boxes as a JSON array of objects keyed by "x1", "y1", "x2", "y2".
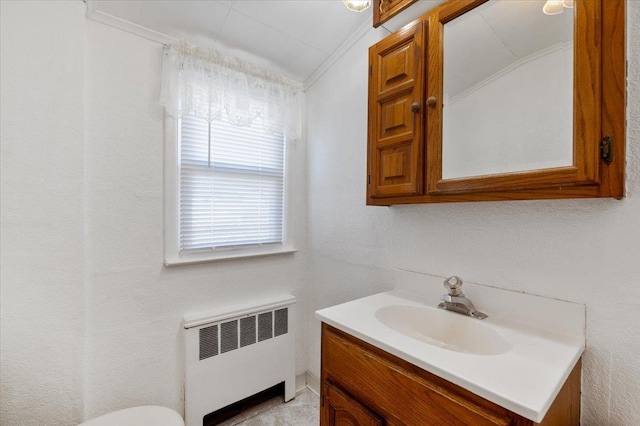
[{"x1": 182, "y1": 296, "x2": 296, "y2": 426}]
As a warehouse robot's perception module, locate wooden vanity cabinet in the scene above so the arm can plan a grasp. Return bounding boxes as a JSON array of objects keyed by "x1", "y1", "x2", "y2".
[
  {"x1": 320, "y1": 324, "x2": 581, "y2": 426},
  {"x1": 366, "y1": 0, "x2": 626, "y2": 205}
]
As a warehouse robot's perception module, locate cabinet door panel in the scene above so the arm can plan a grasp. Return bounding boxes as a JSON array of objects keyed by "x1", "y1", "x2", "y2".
[
  {"x1": 377, "y1": 43, "x2": 416, "y2": 96},
  {"x1": 374, "y1": 142, "x2": 415, "y2": 191},
  {"x1": 378, "y1": 92, "x2": 415, "y2": 142},
  {"x1": 322, "y1": 325, "x2": 514, "y2": 426},
  {"x1": 368, "y1": 22, "x2": 425, "y2": 199},
  {"x1": 323, "y1": 382, "x2": 383, "y2": 426}
]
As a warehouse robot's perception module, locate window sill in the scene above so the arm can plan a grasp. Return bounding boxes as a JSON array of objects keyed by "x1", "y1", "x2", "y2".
[{"x1": 164, "y1": 246, "x2": 297, "y2": 266}]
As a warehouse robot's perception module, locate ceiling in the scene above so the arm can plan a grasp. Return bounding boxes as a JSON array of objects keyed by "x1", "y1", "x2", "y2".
[
  {"x1": 92, "y1": 0, "x2": 573, "y2": 92},
  {"x1": 92, "y1": 0, "x2": 374, "y2": 82}
]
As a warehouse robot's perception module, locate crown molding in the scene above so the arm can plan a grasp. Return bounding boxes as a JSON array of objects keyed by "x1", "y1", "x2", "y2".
[{"x1": 85, "y1": 0, "x2": 177, "y2": 45}]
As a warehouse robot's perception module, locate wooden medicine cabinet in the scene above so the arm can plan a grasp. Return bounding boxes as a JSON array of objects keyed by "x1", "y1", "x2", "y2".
[
  {"x1": 367, "y1": 0, "x2": 625, "y2": 205},
  {"x1": 373, "y1": 0, "x2": 419, "y2": 27}
]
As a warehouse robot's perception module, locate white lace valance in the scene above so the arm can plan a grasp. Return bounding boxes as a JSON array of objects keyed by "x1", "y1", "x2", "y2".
[{"x1": 160, "y1": 42, "x2": 303, "y2": 140}]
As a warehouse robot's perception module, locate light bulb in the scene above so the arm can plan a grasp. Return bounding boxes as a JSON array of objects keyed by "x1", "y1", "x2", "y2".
[
  {"x1": 543, "y1": 0, "x2": 564, "y2": 15},
  {"x1": 343, "y1": 0, "x2": 371, "y2": 12},
  {"x1": 563, "y1": 0, "x2": 574, "y2": 8}
]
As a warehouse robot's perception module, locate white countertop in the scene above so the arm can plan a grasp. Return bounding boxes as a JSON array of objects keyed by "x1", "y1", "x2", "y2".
[{"x1": 315, "y1": 273, "x2": 585, "y2": 423}]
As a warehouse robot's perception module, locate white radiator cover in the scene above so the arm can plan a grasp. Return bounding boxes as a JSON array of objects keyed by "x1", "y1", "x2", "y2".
[{"x1": 182, "y1": 296, "x2": 296, "y2": 426}]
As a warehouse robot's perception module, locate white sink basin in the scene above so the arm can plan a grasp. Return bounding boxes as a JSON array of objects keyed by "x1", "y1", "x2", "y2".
[{"x1": 375, "y1": 305, "x2": 512, "y2": 356}]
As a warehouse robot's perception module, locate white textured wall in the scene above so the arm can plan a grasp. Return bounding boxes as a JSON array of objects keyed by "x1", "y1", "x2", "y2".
[
  {"x1": 305, "y1": 26, "x2": 396, "y2": 382},
  {"x1": 82, "y1": 19, "x2": 308, "y2": 421},
  {"x1": 306, "y1": 3, "x2": 640, "y2": 425},
  {"x1": 1, "y1": 2, "x2": 308, "y2": 425},
  {"x1": 0, "y1": 2, "x2": 86, "y2": 425}
]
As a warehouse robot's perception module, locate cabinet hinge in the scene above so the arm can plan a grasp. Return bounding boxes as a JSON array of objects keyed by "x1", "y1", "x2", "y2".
[
  {"x1": 601, "y1": 135, "x2": 613, "y2": 164},
  {"x1": 369, "y1": 65, "x2": 373, "y2": 76},
  {"x1": 321, "y1": 395, "x2": 325, "y2": 407},
  {"x1": 368, "y1": 174, "x2": 371, "y2": 185}
]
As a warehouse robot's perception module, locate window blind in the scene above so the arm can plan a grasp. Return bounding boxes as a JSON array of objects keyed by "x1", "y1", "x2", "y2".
[{"x1": 179, "y1": 114, "x2": 285, "y2": 251}]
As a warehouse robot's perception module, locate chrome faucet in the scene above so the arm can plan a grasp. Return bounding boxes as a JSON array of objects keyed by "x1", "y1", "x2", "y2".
[{"x1": 437, "y1": 276, "x2": 487, "y2": 320}]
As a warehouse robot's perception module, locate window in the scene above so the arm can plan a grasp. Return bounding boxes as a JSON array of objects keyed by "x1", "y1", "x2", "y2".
[
  {"x1": 160, "y1": 43, "x2": 302, "y2": 264},
  {"x1": 164, "y1": 114, "x2": 294, "y2": 264}
]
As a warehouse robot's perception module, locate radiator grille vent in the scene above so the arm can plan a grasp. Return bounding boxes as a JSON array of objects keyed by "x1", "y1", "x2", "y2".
[
  {"x1": 198, "y1": 308, "x2": 288, "y2": 361},
  {"x1": 274, "y1": 308, "x2": 288, "y2": 337},
  {"x1": 240, "y1": 316, "x2": 256, "y2": 348},
  {"x1": 199, "y1": 325, "x2": 218, "y2": 360},
  {"x1": 220, "y1": 320, "x2": 238, "y2": 354},
  {"x1": 258, "y1": 312, "x2": 273, "y2": 342}
]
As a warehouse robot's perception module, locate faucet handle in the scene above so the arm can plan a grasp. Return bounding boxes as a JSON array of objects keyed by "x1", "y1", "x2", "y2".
[{"x1": 443, "y1": 276, "x2": 464, "y2": 296}]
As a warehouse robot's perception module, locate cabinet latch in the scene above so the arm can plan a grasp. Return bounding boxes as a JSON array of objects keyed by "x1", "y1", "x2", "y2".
[{"x1": 601, "y1": 136, "x2": 613, "y2": 164}]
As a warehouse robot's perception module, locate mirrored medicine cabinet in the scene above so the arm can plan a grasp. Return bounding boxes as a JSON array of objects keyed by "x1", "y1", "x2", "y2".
[{"x1": 367, "y1": 0, "x2": 625, "y2": 205}]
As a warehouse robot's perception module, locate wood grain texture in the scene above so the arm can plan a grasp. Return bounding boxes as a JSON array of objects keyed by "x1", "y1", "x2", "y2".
[
  {"x1": 598, "y1": 0, "x2": 626, "y2": 198},
  {"x1": 366, "y1": 185, "x2": 602, "y2": 205},
  {"x1": 323, "y1": 382, "x2": 384, "y2": 426},
  {"x1": 537, "y1": 359, "x2": 581, "y2": 426},
  {"x1": 366, "y1": 0, "x2": 626, "y2": 205},
  {"x1": 373, "y1": 0, "x2": 419, "y2": 28},
  {"x1": 368, "y1": 21, "x2": 426, "y2": 199},
  {"x1": 320, "y1": 324, "x2": 581, "y2": 426},
  {"x1": 572, "y1": 0, "x2": 601, "y2": 184}
]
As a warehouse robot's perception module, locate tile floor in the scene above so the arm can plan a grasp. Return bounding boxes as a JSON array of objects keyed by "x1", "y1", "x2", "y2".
[{"x1": 218, "y1": 388, "x2": 320, "y2": 426}]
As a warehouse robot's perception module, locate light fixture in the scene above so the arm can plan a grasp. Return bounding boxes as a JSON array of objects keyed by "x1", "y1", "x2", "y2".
[
  {"x1": 543, "y1": 0, "x2": 574, "y2": 15},
  {"x1": 343, "y1": 0, "x2": 371, "y2": 12}
]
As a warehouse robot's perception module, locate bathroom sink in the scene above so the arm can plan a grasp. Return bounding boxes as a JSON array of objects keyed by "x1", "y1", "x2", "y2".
[
  {"x1": 375, "y1": 305, "x2": 511, "y2": 355},
  {"x1": 316, "y1": 284, "x2": 585, "y2": 422}
]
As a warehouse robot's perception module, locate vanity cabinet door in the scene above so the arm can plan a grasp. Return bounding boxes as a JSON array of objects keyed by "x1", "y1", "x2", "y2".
[
  {"x1": 323, "y1": 382, "x2": 383, "y2": 426},
  {"x1": 367, "y1": 21, "x2": 426, "y2": 200}
]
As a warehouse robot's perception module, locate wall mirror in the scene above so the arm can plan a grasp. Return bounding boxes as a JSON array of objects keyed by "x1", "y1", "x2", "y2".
[
  {"x1": 442, "y1": 0, "x2": 574, "y2": 180},
  {"x1": 425, "y1": 0, "x2": 614, "y2": 196}
]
